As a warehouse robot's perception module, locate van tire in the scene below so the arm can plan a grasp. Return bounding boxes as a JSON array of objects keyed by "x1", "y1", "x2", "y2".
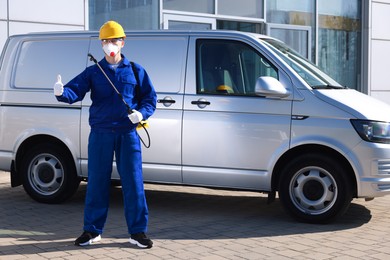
[
  {"x1": 20, "y1": 143, "x2": 80, "y2": 204},
  {"x1": 278, "y1": 153, "x2": 353, "y2": 224}
]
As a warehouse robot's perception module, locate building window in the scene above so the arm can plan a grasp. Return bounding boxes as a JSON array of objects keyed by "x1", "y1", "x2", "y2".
[
  {"x1": 162, "y1": 0, "x2": 264, "y2": 19},
  {"x1": 266, "y1": 0, "x2": 361, "y2": 90},
  {"x1": 318, "y1": 0, "x2": 361, "y2": 89},
  {"x1": 267, "y1": 24, "x2": 311, "y2": 60},
  {"x1": 217, "y1": 20, "x2": 265, "y2": 34},
  {"x1": 163, "y1": 0, "x2": 214, "y2": 14},
  {"x1": 89, "y1": 0, "x2": 159, "y2": 30},
  {"x1": 266, "y1": 0, "x2": 316, "y2": 61},
  {"x1": 218, "y1": 0, "x2": 264, "y2": 19}
]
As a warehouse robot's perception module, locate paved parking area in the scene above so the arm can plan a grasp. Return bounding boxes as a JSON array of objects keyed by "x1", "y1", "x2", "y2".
[{"x1": 1, "y1": 170, "x2": 390, "y2": 259}]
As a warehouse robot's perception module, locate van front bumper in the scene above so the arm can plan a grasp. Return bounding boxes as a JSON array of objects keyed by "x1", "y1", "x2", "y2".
[
  {"x1": 353, "y1": 142, "x2": 390, "y2": 198},
  {"x1": 358, "y1": 175, "x2": 390, "y2": 198}
]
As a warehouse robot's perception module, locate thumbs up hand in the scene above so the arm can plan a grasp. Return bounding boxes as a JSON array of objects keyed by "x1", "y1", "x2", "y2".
[{"x1": 54, "y1": 74, "x2": 64, "y2": 96}]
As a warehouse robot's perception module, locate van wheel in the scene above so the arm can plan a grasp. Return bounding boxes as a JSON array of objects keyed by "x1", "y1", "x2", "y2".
[
  {"x1": 21, "y1": 144, "x2": 80, "y2": 204},
  {"x1": 278, "y1": 153, "x2": 352, "y2": 224}
]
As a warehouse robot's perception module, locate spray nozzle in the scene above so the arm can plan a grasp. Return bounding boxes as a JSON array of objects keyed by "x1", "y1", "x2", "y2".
[{"x1": 88, "y1": 53, "x2": 97, "y2": 63}]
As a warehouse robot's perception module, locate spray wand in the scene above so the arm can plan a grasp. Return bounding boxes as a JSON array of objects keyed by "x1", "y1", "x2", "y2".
[{"x1": 87, "y1": 53, "x2": 150, "y2": 148}]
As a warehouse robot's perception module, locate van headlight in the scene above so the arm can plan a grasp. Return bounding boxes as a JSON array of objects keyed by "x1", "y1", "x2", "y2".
[{"x1": 351, "y1": 119, "x2": 390, "y2": 144}]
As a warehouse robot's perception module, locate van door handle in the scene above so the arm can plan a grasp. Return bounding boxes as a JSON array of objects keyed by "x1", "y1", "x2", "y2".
[
  {"x1": 157, "y1": 96, "x2": 176, "y2": 107},
  {"x1": 191, "y1": 98, "x2": 210, "y2": 108}
]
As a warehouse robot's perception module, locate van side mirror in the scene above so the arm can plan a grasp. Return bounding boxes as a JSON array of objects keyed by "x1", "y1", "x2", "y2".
[{"x1": 255, "y1": 76, "x2": 289, "y2": 98}]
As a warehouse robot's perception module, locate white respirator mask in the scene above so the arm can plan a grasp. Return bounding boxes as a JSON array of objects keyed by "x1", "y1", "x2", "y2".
[{"x1": 103, "y1": 43, "x2": 120, "y2": 57}]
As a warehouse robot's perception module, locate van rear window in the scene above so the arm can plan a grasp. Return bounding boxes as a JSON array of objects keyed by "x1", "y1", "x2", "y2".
[{"x1": 14, "y1": 39, "x2": 89, "y2": 89}]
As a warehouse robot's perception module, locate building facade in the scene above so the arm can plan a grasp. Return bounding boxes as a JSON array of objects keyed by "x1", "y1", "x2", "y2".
[{"x1": 1, "y1": 0, "x2": 390, "y2": 104}]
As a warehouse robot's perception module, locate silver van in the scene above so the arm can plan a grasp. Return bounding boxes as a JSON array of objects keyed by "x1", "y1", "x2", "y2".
[{"x1": 1, "y1": 30, "x2": 390, "y2": 223}]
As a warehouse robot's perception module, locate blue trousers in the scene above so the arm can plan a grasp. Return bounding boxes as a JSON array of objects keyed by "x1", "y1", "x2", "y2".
[{"x1": 83, "y1": 130, "x2": 148, "y2": 235}]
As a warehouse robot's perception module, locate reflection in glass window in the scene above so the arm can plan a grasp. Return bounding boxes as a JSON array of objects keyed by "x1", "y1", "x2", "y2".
[
  {"x1": 318, "y1": 0, "x2": 361, "y2": 89},
  {"x1": 266, "y1": 0, "x2": 316, "y2": 61},
  {"x1": 269, "y1": 27, "x2": 310, "y2": 59},
  {"x1": 218, "y1": 0, "x2": 264, "y2": 19},
  {"x1": 169, "y1": 21, "x2": 211, "y2": 30},
  {"x1": 217, "y1": 20, "x2": 266, "y2": 34},
  {"x1": 196, "y1": 39, "x2": 278, "y2": 96},
  {"x1": 89, "y1": 0, "x2": 158, "y2": 30},
  {"x1": 266, "y1": 0, "x2": 314, "y2": 24},
  {"x1": 266, "y1": 0, "x2": 361, "y2": 89},
  {"x1": 163, "y1": 0, "x2": 214, "y2": 14}
]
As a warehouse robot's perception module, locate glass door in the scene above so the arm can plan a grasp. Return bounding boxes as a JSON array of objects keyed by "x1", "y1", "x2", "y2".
[{"x1": 163, "y1": 14, "x2": 216, "y2": 30}]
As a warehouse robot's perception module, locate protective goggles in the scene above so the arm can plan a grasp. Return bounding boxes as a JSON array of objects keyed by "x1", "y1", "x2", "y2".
[{"x1": 101, "y1": 38, "x2": 124, "y2": 44}]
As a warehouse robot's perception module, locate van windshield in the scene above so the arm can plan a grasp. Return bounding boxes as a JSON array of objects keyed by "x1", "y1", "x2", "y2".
[{"x1": 261, "y1": 38, "x2": 346, "y2": 89}]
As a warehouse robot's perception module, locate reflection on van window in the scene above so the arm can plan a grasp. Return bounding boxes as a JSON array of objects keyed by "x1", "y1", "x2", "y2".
[{"x1": 196, "y1": 39, "x2": 278, "y2": 95}]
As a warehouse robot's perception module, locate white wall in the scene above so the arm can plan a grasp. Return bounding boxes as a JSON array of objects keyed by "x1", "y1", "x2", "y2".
[
  {"x1": 0, "y1": 0, "x2": 8, "y2": 52},
  {"x1": 369, "y1": 0, "x2": 390, "y2": 103},
  {"x1": 0, "y1": 0, "x2": 86, "y2": 52}
]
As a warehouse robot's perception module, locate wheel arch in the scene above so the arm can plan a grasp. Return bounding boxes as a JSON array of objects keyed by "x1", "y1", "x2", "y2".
[
  {"x1": 271, "y1": 144, "x2": 357, "y2": 197},
  {"x1": 14, "y1": 134, "x2": 79, "y2": 180}
]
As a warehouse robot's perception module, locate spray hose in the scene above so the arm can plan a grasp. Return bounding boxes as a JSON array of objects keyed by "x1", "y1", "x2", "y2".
[{"x1": 88, "y1": 53, "x2": 151, "y2": 148}]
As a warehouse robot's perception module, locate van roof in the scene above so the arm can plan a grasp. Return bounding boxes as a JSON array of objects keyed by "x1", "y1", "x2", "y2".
[{"x1": 10, "y1": 29, "x2": 273, "y2": 41}]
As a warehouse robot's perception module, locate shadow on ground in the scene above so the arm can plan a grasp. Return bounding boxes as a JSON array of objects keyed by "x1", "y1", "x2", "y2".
[{"x1": 0, "y1": 179, "x2": 372, "y2": 255}]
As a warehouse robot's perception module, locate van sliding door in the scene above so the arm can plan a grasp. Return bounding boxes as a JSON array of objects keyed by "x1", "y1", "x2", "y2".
[{"x1": 85, "y1": 35, "x2": 188, "y2": 183}]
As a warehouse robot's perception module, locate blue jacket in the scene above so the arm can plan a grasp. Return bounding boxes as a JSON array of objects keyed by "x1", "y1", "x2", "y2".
[{"x1": 57, "y1": 55, "x2": 157, "y2": 132}]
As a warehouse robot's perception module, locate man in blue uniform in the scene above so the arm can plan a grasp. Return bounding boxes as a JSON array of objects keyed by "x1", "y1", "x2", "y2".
[{"x1": 54, "y1": 21, "x2": 157, "y2": 249}]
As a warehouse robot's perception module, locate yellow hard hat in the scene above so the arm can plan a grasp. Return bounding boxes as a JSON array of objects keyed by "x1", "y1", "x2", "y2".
[{"x1": 99, "y1": 21, "x2": 126, "y2": 39}]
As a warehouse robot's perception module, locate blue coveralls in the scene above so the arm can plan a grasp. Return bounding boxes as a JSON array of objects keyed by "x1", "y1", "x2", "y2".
[{"x1": 56, "y1": 55, "x2": 157, "y2": 235}]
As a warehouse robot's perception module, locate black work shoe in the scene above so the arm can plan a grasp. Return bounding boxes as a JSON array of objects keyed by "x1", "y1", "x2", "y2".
[
  {"x1": 74, "y1": 231, "x2": 101, "y2": 246},
  {"x1": 129, "y1": 232, "x2": 153, "y2": 248}
]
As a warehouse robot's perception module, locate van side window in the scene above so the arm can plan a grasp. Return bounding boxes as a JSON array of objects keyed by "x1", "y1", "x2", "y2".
[
  {"x1": 14, "y1": 39, "x2": 89, "y2": 89},
  {"x1": 196, "y1": 39, "x2": 278, "y2": 96}
]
